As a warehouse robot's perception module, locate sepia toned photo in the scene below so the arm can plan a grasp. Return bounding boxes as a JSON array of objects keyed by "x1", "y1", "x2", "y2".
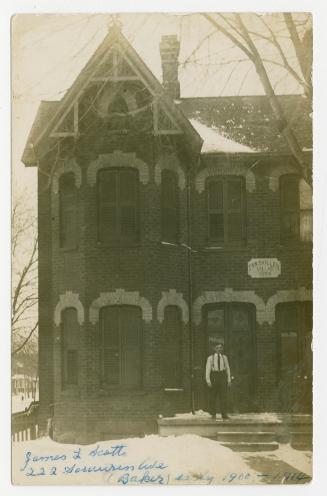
[{"x1": 11, "y1": 11, "x2": 313, "y2": 485}]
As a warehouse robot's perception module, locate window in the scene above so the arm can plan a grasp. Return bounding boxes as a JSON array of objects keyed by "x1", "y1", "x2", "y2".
[
  {"x1": 161, "y1": 170, "x2": 179, "y2": 243},
  {"x1": 59, "y1": 173, "x2": 78, "y2": 248},
  {"x1": 207, "y1": 177, "x2": 246, "y2": 244},
  {"x1": 280, "y1": 175, "x2": 312, "y2": 243},
  {"x1": 162, "y1": 306, "x2": 182, "y2": 388},
  {"x1": 276, "y1": 301, "x2": 312, "y2": 381},
  {"x1": 61, "y1": 308, "x2": 79, "y2": 387},
  {"x1": 100, "y1": 306, "x2": 142, "y2": 388},
  {"x1": 98, "y1": 168, "x2": 139, "y2": 244}
]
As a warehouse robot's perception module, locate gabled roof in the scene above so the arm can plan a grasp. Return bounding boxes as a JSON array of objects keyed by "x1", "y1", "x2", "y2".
[
  {"x1": 22, "y1": 27, "x2": 312, "y2": 165},
  {"x1": 179, "y1": 95, "x2": 312, "y2": 154},
  {"x1": 22, "y1": 26, "x2": 203, "y2": 166}
]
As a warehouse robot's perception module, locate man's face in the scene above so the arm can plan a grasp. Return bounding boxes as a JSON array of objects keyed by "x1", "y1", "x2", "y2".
[{"x1": 214, "y1": 344, "x2": 223, "y2": 354}]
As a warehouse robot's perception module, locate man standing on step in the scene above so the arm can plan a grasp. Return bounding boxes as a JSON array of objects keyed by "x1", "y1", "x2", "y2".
[{"x1": 206, "y1": 343, "x2": 231, "y2": 420}]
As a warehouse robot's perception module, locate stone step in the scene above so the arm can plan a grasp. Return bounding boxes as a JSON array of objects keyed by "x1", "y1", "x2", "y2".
[
  {"x1": 216, "y1": 431, "x2": 276, "y2": 443},
  {"x1": 290, "y1": 431, "x2": 312, "y2": 451},
  {"x1": 291, "y1": 442, "x2": 313, "y2": 451},
  {"x1": 221, "y1": 441, "x2": 279, "y2": 452},
  {"x1": 290, "y1": 431, "x2": 312, "y2": 443}
]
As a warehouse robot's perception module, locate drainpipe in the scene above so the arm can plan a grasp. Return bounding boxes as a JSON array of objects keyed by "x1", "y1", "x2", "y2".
[{"x1": 186, "y1": 163, "x2": 195, "y2": 415}]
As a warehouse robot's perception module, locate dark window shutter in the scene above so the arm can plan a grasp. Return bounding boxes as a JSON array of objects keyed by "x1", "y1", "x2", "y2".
[
  {"x1": 227, "y1": 178, "x2": 244, "y2": 242},
  {"x1": 61, "y1": 308, "x2": 79, "y2": 386},
  {"x1": 161, "y1": 170, "x2": 179, "y2": 243},
  {"x1": 277, "y1": 304, "x2": 300, "y2": 378},
  {"x1": 98, "y1": 169, "x2": 118, "y2": 243},
  {"x1": 119, "y1": 169, "x2": 138, "y2": 241},
  {"x1": 120, "y1": 307, "x2": 142, "y2": 387},
  {"x1": 207, "y1": 179, "x2": 224, "y2": 242},
  {"x1": 98, "y1": 169, "x2": 139, "y2": 244},
  {"x1": 59, "y1": 173, "x2": 78, "y2": 248},
  {"x1": 100, "y1": 306, "x2": 142, "y2": 387},
  {"x1": 162, "y1": 306, "x2": 182, "y2": 388},
  {"x1": 66, "y1": 350, "x2": 78, "y2": 385},
  {"x1": 101, "y1": 307, "x2": 120, "y2": 385},
  {"x1": 207, "y1": 177, "x2": 245, "y2": 244},
  {"x1": 280, "y1": 175, "x2": 300, "y2": 243}
]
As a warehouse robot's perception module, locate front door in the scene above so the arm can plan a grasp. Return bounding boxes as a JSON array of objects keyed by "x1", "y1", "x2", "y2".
[
  {"x1": 205, "y1": 303, "x2": 256, "y2": 412},
  {"x1": 276, "y1": 301, "x2": 312, "y2": 413}
]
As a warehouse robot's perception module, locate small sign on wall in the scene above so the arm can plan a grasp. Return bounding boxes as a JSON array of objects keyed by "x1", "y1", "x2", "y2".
[{"x1": 248, "y1": 258, "x2": 281, "y2": 278}]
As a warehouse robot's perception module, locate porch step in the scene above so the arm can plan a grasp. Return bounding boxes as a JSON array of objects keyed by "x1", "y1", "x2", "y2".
[
  {"x1": 216, "y1": 431, "x2": 276, "y2": 443},
  {"x1": 290, "y1": 431, "x2": 312, "y2": 451},
  {"x1": 221, "y1": 441, "x2": 279, "y2": 452}
]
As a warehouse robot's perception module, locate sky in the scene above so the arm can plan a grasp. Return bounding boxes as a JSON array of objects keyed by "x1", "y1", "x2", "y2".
[{"x1": 11, "y1": 12, "x2": 307, "y2": 199}]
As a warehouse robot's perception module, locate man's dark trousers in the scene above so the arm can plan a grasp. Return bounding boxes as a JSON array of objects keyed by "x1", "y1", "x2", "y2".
[{"x1": 209, "y1": 370, "x2": 228, "y2": 417}]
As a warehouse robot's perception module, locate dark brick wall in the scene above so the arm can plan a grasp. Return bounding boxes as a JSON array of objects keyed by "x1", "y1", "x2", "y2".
[{"x1": 38, "y1": 136, "x2": 312, "y2": 443}]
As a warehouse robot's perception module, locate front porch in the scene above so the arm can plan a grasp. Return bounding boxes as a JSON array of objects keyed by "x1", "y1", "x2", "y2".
[{"x1": 157, "y1": 412, "x2": 312, "y2": 451}]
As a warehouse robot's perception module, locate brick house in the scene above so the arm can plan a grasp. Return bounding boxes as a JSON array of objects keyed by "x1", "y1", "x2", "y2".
[{"x1": 22, "y1": 25, "x2": 312, "y2": 444}]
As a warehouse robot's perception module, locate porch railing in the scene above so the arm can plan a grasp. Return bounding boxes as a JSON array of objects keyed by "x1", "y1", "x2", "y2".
[{"x1": 12, "y1": 401, "x2": 40, "y2": 442}]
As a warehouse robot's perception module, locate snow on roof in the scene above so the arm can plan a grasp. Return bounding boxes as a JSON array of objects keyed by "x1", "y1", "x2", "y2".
[{"x1": 189, "y1": 118, "x2": 256, "y2": 154}]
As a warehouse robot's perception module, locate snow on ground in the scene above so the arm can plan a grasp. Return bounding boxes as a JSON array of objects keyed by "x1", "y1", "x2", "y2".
[
  {"x1": 241, "y1": 445, "x2": 312, "y2": 478},
  {"x1": 12, "y1": 434, "x2": 261, "y2": 485},
  {"x1": 171, "y1": 410, "x2": 282, "y2": 423},
  {"x1": 12, "y1": 394, "x2": 38, "y2": 414},
  {"x1": 274, "y1": 444, "x2": 312, "y2": 476},
  {"x1": 189, "y1": 118, "x2": 256, "y2": 154}
]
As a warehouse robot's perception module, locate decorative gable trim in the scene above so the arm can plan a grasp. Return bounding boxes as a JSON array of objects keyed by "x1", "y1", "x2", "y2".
[
  {"x1": 89, "y1": 289, "x2": 152, "y2": 324},
  {"x1": 23, "y1": 27, "x2": 202, "y2": 167},
  {"x1": 54, "y1": 291, "x2": 84, "y2": 326},
  {"x1": 87, "y1": 151, "x2": 149, "y2": 186},
  {"x1": 157, "y1": 289, "x2": 189, "y2": 324}
]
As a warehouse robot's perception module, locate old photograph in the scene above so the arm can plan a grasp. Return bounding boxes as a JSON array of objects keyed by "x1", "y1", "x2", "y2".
[{"x1": 11, "y1": 11, "x2": 313, "y2": 485}]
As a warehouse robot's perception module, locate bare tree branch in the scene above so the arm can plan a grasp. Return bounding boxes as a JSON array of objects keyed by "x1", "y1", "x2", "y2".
[
  {"x1": 201, "y1": 13, "x2": 255, "y2": 61},
  {"x1": 12, "y1": 321, "x2": 38, "y2": 356}
]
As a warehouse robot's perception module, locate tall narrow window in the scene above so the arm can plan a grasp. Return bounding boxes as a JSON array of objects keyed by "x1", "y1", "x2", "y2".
[
  {"x1": 280, "y1": 175, "x2": 312, "y2": 243},
  {"x1": 61, "y1": 308, "x2": 79, "y2": 387},
  {"x1": 299, "y1": 178, "x2": 313, "y2": 242},
  {"x1": 100, "y1": 306, "x2": 142, "y2": 388},
  {"x1": 162, "y1": 306, "x2": 182, "y2": 388},
  {"x1": 207, "y1": 177, "x2": 245, "y2": 244},
  {"x1": 161, "y1": 170, "x2": 179, "y2": 243},
  {"x1": 59, "y1": 173, "x2": 78, "y2": 248},
  {"x1": 280, "y1": 175, "x2": 300, "y2": 242},
  {"x1": 98, "y1": 168, "x2": 139, "y2": 244}
]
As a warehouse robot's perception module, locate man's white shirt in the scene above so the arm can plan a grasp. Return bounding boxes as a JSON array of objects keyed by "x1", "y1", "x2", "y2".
[{"x1": 205, "y1": 353, "x2": 231, "y2": 385}]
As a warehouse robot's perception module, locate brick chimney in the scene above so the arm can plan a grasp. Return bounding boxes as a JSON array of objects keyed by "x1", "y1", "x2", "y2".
[{"x1": 159, "y1": 35, "x2": 180, "y2": 99}]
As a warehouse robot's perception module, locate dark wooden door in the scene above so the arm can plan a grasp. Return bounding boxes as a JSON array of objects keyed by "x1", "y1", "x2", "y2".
[
  {"x1": 100, "y1": 306, "x2": 142, "y2": 388},
  {"x1": 206, "y1": 303, "x2": 256, "y2": 412},
  {"x1": 276, "y1": 301, "x2": 312, "y2": 413}
]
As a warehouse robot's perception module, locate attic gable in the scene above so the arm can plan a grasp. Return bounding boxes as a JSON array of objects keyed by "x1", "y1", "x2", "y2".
[{"x1": 22, "y1": 26, "x2": 202, "y2": 166}]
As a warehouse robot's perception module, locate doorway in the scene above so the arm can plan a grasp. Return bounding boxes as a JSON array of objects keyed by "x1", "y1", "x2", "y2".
[
  {"x1": 205, "y1": 303, "x2": 257, "y2": 412},
  {"x1": 276, "y1": 301, "x2": 312, "y2": 413}
]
